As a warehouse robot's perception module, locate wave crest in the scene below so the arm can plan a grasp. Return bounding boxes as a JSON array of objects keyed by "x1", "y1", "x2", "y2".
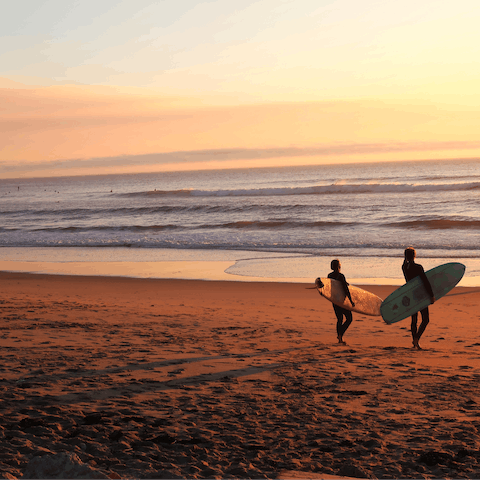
[
  {"x1": 121, "y1": 182, "x2": 480, "y2": 198},
  {"x1": 387, "y1": 219, "x2": 480, "y2": 229}
]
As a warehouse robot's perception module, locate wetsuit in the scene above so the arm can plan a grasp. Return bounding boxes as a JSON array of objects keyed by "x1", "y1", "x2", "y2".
[
  {"x1": 402, "y1": 260, "x2": 434, "y2": 342},
  {"x1": 328, "y1": 271, "x2": 353, "y2": 339}
]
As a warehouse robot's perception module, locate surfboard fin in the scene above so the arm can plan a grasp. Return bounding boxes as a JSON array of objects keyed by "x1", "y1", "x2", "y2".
[{"x1": 315, "y1": 278, "x2": 324, "y2": 288}]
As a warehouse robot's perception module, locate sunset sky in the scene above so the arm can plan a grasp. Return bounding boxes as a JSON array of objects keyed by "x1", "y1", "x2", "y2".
[{"x1": 2, "y1": 0, "x2": 480, "y2": 177}]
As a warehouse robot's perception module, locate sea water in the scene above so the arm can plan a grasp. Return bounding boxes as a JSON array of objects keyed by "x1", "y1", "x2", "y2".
[{"x1": 1, "y1": 158, "x2": 479, "y2": 284}]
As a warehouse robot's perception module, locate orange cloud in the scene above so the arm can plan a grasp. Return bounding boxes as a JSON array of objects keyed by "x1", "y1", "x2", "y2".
[{"x1": 2, "y1": 82, "x2": 480, "y2": 177}]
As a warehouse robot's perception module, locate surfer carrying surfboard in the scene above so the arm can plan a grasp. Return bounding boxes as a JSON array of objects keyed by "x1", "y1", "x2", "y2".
[
  {"x1": 328, "y1": 259, "x2": 355, "y2": 344},
  {"x1": 402, "y1": 247, "x2": 435, "y2": 350}
]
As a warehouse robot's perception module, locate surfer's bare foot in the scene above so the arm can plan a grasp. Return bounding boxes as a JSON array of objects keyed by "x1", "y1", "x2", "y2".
[{"x1": 337, "y1": 336, "x2": 346, "y2": 345}]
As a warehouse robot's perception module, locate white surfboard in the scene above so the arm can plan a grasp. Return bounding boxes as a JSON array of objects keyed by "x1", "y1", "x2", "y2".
[{"x1": 315, "y1": 278, "x2": 383, "y2": 316}]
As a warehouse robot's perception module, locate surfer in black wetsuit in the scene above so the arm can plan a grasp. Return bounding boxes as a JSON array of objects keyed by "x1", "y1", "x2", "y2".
[
  {"x1": 402, "y1": 247, "x2": 435, "y2": 350},
  {"x1": 328, "y1": 259, "x2": 355, "y2": 344}
]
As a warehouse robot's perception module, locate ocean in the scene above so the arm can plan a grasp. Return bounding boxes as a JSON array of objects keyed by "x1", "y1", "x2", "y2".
[{"x1": 1, "y1": 158, "x2": 479, "y2": 285}]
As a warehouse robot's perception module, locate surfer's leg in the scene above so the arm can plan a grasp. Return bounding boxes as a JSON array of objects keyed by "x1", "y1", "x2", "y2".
[
  {"x1": 336, "y1": 307, "x2": 352, "y2": 343},
  {"x1": 333, "y1": 305, "x2": 346, "y2": 343},
  {"x1": 341, "y1": 310, "x2": 353, "y2": 337},
  {"x1": 411, "y1": 313, "x2": 419, "y2": 348},
  {"x1": 415, "y1": 307, "x2": 430, "y2": 348}
]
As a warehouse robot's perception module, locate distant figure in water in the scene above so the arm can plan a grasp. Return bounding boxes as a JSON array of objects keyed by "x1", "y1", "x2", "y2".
[
  {"x1": 402, "y1": 247, "x2": 435, "y2": 349},
  {"x1": 328, "y1": 259, "x2": 355, "y2": 344}
]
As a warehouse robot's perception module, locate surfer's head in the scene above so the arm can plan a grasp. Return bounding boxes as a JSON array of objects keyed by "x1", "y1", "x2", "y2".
[
  {"x1": 331, "y1": 259, "x2": 341, "y2": 271},
  {"x1": 404, "y1": 247, "x2": 416, "y2": 262}
]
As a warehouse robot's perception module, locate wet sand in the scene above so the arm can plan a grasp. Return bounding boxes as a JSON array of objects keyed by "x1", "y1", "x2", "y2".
[{"x1": 1, "y1": 272, "x2": 480, "y2": 479}]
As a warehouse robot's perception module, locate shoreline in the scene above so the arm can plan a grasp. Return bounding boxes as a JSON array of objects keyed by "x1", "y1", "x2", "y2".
[
  {"x1": 1, "y1": 246, "x2": 479, "y2": 286},
  {"x1": 0, "y1": 258, "x2": 479, "y2": 287},
  {"x1": 0, "y1": 259, "x2": 404, "y2": 285}
]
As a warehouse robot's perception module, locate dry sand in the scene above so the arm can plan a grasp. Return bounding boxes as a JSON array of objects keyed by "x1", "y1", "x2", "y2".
[{"x1": 1, "y1": 272, "x2": 480, "y2": 479}]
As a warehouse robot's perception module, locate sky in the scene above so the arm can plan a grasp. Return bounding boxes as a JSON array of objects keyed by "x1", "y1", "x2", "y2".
[{"x1": 2, "y1": 0, "x2": 480, "y2": 177}]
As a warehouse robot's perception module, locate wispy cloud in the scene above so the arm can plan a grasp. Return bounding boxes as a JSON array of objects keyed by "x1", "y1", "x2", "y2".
[{"x1": 3, "y1": 141, "x2": 480, "y2": 177}]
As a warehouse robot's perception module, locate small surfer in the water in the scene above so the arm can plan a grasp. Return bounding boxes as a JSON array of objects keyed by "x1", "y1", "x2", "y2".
[
  {"x1": 402, "y1": 247, "x2": 435, "y2": 349},
  {"x1": 328, "y1": 259, "x2": 355, "y2": 344}
]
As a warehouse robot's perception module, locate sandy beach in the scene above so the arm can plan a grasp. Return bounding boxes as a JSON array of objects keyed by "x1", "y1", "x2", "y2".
[{"x1": 2, "y1": 272, "x2": 480, "y2": 479}]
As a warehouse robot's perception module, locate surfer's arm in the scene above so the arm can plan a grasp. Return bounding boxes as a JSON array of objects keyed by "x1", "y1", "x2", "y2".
[
  {"x1": 341, "y1": 276, "x2": 355, "y2": 307},
  {"x1": 347, "y1": 291, "x2": 355, "y2": 307},
  {"x1": 401, "y1": 263, "x2": 409, "y2": 282},
  {"x1": 419, "y1": 267, "x2": 435, "y2": 303}
]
